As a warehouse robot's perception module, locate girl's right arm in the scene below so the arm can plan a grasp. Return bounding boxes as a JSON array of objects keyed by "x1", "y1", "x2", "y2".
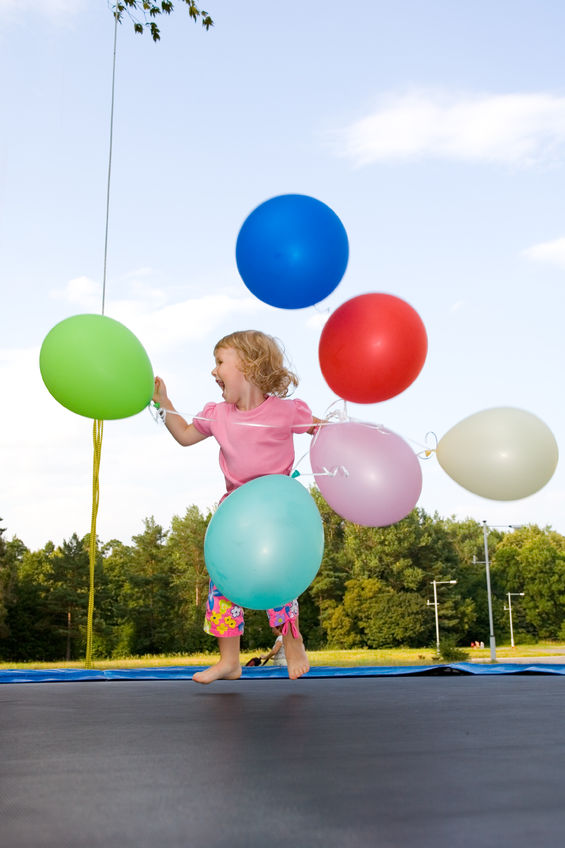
[{"x1": 153, "y1": 376, "x2": 209, "y2": 447}]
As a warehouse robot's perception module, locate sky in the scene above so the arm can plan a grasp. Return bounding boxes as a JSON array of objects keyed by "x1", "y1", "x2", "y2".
[{"x1": 1, "y1": 0, "x2": 565, "y2": 550}]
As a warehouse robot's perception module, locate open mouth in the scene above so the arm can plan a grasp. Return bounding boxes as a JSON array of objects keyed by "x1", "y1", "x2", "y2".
[{"x1": 216, "y1": 379, "x2": 225, "y2": 392}]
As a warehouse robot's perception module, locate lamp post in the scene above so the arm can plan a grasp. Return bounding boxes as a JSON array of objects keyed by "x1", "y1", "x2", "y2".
[
  {"x1": 504, "y1": 592, "x2": 525, "y2": 649},
  {"x1": 427, "y1": 579, "x2": 457, "y2": 657},
  {"x1": 482, "y1": 521, "x2": 497, "y2": 662},
  {"x1": 476, "y1": 522, "x2": 524, "y2": 662}
]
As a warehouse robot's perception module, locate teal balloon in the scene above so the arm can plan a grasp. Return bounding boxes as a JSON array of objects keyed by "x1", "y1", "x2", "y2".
[
  {"x1": 40, "y1": 314, "x2": 154, "y2": 420},
  {"x1": 204, "y1": 475, "x2": 324, "y2": 610}
]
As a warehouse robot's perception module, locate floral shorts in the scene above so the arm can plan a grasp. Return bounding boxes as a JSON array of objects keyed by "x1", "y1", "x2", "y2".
[{"x1": 204, "y1": 580, "x2": 299, "y2": 638}]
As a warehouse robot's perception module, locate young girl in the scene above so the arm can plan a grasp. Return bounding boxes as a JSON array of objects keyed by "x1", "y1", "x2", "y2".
[{"x1": 153, "y1": 330, "x2": 320, "y2": 684}]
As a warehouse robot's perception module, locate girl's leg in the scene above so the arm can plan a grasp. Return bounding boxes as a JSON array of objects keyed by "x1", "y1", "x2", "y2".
[
  {"x1": 267, "y1": 601, "x2": 309, "y2": 680},
  {"x1": 193, "y1": 581, "x2": 244, "y2": 685},
  {"x1": 281, "y1": 617, "x2": 309, "y2": 680},
  {"x1": 192, "y1": 636, "x2": 242, "y2": 685}
]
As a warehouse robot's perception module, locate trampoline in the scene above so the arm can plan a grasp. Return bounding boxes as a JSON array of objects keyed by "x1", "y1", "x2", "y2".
[{"x1": 2, "y1": 665, "x2": 565, "y2": 848}]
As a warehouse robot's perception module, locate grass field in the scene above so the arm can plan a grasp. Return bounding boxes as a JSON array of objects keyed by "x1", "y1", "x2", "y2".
[{"x1": 1, "y1": 643, "x2": 565, "y2": 670}]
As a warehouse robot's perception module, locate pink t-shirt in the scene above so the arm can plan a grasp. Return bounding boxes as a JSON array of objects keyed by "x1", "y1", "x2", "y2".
[{"x1": 192, "y1": 396, "x2": 313, "y2": 495}]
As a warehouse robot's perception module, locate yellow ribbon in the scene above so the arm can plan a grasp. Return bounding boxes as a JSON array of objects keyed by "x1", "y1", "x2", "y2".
[{"x1": 85, "y1": 419, "x2": 103, "y2": 669}]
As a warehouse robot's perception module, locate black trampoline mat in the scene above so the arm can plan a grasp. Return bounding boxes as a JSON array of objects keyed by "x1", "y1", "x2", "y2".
[{"x1": 2, "y1": 676, "x2": 564, "y2": 848}]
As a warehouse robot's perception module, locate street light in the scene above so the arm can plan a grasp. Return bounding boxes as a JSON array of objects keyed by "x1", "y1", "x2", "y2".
[
  {"x1": 474, "y1": 521, "x2": 524, "y2": 662},
  {"x1": 427, "y1": 579, "x2": 457, "y2": 657},
  {"x1": 504, "y1": 592, "x2": 525, "y2": 649}
]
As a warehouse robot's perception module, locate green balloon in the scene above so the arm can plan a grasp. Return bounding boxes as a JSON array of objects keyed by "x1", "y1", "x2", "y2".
[{"x1": 40, "y1": 314, "x2": 154, "y2": 420}]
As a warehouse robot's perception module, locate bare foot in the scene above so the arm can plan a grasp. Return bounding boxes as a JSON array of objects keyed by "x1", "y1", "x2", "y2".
[
  {"x1": 283, "y1": 631, "x2": 310, "y2": 680},
  {"x1": 192, "y1": 660, "x2": 242, "y2": 685}
]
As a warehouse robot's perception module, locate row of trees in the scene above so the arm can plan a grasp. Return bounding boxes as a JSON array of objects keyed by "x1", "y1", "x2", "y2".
[{"x1": 2, "y1": 490, "x2": 565, "y2": 661}]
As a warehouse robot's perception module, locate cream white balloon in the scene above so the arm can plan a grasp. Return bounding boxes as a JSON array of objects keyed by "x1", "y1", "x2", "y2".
[{"x1": 437, "y1": 407, "x2": 558, "y2": 501}]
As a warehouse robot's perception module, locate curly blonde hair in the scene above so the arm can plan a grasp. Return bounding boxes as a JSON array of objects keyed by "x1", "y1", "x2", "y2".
[{"x1": 214, "y1": 330, "x2": 298, "y2": 397}]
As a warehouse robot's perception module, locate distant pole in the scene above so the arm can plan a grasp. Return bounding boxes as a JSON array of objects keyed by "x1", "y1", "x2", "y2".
[
  {"x1": 432, "y1": 580, "x2": 440, "y2": 655},
  {"x1": 482, "y1": 521, "x2": 497, "y2": 662},
  {"x1": 505, "y1": 592, "x2": 525, "y2": 649},
  {"x1": 427, "y1": 579, "x2": 457, "y2": 656},
  {"x1": 477, "y1": 523, "x2": 523, "y2": 663},
  {"x1": 507, "y1": 593, "x2": 514, "y2": 649}
]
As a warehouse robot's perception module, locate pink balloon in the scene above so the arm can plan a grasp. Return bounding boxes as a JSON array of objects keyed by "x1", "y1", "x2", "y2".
[{"x1": 310, "y1": 421, "x2": 422, "y2": 527}]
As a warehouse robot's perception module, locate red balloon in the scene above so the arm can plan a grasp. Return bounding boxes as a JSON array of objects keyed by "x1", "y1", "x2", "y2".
[{"x1": 318, "y1": 293, "x2": 428, "y2": 403}]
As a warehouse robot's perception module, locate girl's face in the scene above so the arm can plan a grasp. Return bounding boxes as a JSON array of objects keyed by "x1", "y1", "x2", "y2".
[{"x1": 212, "y1": 346, "x2": 249, "y2": 403}]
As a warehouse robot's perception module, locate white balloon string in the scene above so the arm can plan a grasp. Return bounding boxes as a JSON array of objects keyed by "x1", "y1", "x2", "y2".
[
  {"x1": 149, "y1": 404, "x2": 305, "y2": 429},
  {"x1": 320, "y1": 400, "x2": 439, "y2": 459},
  {"x1": 293, "y1": 445, "x2": 311, "y2": 472},
  {"x1": 293, "y1": 466, "x2": 350, "y2": 480},
  {"x1": 148, "y1": 404, "x2": 161, "y2": 423},
  {"x1": 323, "y1": 398, "x2": 349, "y2": 422},
  {"x1": 321, "y1": 398, "x2": 392, "y2": 433},
  {"x1": 150, "y1": 402, "x2": 335, "y2": 431},
  {"x1": 415, "y1": 431, "x2": 438, "y2": 459},
  {"x1": 148, "y1": 401, "x2": 435, "y2": 465}
]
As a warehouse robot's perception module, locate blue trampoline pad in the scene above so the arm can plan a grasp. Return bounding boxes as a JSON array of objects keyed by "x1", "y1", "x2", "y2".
[{"x1": 2, "y1": 662, "x2": 565, "y2": 683}]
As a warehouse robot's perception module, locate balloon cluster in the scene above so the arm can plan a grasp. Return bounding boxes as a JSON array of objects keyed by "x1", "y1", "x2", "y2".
[
  {"x1": 204, "y1": 193, "x2": 432, "y2": 607},
  {"x1": 37, "y1": 193, "x2": 558, "y2": 613},
  {"x1": 236, "y1": 193, "x2": 428, "y2": 530},
  {"x1": 235, "y1": 192, "x2": 559, "y2": 521}
]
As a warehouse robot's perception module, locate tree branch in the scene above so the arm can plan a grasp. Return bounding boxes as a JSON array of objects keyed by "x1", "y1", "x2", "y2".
[{"x1": 112, "y1": 1, "x2": 214, "y2": 42}]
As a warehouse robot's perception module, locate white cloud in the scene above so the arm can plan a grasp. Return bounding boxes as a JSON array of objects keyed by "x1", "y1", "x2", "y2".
[
  {"x1": 50, "y1": 270, "x2": 172, "y2": 314},
  {"x1": 449, "y1": 300, "x2": 466, "y2": 313},
  {"x1": 47, "y1": 274, "x2": 268, "y2": 355},
  {"x1": 0, "y1": 346, "x2": 94, "y2": 545},
  {"x1": 50, "y1": 275, "x2": 102, "y2": 311},
  {"x1": 338, "y1": 90, "x2": 565, "y2": 167},
  {"x1": 113, "y1": 293, "x2": 266, "y2": 354},
  {"x1": 305, "y1": 310, "x2": 330, "y2": 331},
  {"x1": 522, "y1": 236, "x2": 565, "y2": 270}
]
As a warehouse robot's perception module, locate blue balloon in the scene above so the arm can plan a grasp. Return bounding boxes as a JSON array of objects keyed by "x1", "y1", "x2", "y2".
[
  {"x1": 204, "y1": 475, "x2": 324, "y2": 609},
  {"x1": 236, "y1": 194, "x2": 349, "y2": 309}
]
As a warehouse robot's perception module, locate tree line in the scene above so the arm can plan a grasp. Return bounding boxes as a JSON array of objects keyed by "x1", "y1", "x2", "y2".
[{"x1": 1, "y1": 490, "x2": 565, "y2": 662}]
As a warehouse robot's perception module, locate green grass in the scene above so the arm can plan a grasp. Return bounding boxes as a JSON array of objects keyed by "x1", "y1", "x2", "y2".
[{"x1": 1, "y1": 643, "x2": 564, "y2": 670}]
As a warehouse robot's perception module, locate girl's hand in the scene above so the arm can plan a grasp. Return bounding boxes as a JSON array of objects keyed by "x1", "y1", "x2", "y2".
[
  {"x1": 151, "y1": 380, "x2": 208, "y2": 447},
  {"x1": 308, "y1": 415, "x2": 324, "y2": 436},
  {"x1": 153, "y1": 376, "x2": 167, "y2": 405}
]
